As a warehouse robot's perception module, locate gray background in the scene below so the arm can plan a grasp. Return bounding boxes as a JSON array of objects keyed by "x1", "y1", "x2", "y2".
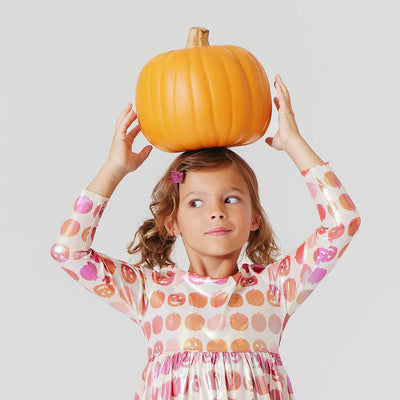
[{"x1": 1, "y1": 0, "x2": 399, "y2": 399}]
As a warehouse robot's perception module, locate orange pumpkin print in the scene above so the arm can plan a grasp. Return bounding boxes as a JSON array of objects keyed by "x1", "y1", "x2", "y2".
[
  {"x1": 206, "y1": 339, "x2": 228, "y2": 352},
  {"x1": 210, "y1": 291, "x2": 228, "y2": 308},
  {"x1": 231, "y1": 338, "x2": 251, "y2": 351},
  {"x1": 246, "y1": 289, "x2": 264, "y2": 306},
  {"x1": 121, "y1": 264, "x2": 137, "y2": 284},
  {"x1": 324, "y1": 171, "x2": 341, "y2": 188},
  {"x1": 188, "y1": 292, "x2": 208, "y2": 308},
  {"x1": 228, "y1": 293, "x2": 243, "y2": 307},
  {"x1": 230, "y1": 313, "x2": 249, "y2": 331},
  {"x1": 253, "y1": 339, "x2": 268, "y2": 351},
  {"x1": 168, "y1": 292, "x2": 186, "y2": 306},
  {"x1": 93, "y1": 277, "x2": 115, "y2": 298},
  {"x1": 339, "y1": 193, "x2": 356, "y2": 211},
  {"x1": 150, "y1": 290, "x2": 165, "y2": 308},
  {"x1": 184, "y1": 313, "x2": 205, "y2": 331},
  {"x1": 102, "y1": 257, "x2": 116, "y2": 274},
  {"x1": 81, "y1": 226, "x2": 91, "y2": 242},
  {"x1": 348, "y1": 217, "x2": 361, "y2": 236},
  {"x1": 183, "y1": 337, "x2": 203, "y2": 351}
]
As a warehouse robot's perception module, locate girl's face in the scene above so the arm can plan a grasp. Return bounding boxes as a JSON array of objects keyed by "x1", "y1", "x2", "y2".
[{"x1": 166, "y1": 165, "x2": 260, "y2": 262}]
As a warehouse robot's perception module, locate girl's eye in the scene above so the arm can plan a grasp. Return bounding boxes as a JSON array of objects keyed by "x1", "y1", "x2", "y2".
[
  {"x1": 225, "y1": 196, "x2": 239, "y2": 204},
  {"x1": 190, "y1": 199, "x2": 203, "y2": 208}
]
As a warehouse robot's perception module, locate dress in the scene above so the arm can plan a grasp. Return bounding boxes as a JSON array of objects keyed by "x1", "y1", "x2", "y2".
[{"x1": 50, "y1": 161, "x2": 361, "y2": 399}]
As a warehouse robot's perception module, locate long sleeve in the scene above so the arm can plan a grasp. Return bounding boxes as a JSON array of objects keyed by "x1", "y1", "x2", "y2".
[
  {"x1": 50, "y1": 189, "x2": 148, "y2": 325},
  {"x1": 266, "y1": 161, "x2": 361, "y2": 319}
]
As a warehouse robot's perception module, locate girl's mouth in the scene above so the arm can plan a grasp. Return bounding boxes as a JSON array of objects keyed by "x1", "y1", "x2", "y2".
[{"x1": 206, "y1": 227, "x2": 232, "y2": 236}]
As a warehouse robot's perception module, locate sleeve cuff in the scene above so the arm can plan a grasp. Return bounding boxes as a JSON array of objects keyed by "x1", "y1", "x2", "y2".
[
  {"x1": 301, "y1": 161, "x2": 330, "y2": 177},
  {"x1": 81, "y1": 188, "x2": 110, "y2": 203}
]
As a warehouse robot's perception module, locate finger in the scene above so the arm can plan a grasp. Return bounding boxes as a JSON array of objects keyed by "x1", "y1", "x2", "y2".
[
  {"x1": 276, "y1": 75, "x2": 290, "y2": 100},
  {"x1": 274, "y1": 78, "x2": 291, "y2": 111},
  {"x1": 273, "y1": 97, "x2": 280, "y2": 110},
  {"x1": 115, "y1": 103, "x2": 133, "y2": 131},
  {"x1": 116, "y1": 109, "x2": 137, "y2": 136},
  {"x1": 125, "y1": 124, "x2": 141, "y2": 144},
  {"x1": 136, "y1": 145, "x2": 153, "y2": 166},
  {"x1": 274, "y1": 76, "x2": 287, "y2": 99}
]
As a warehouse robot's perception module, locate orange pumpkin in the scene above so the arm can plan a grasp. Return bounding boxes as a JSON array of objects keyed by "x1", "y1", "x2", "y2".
[{"x1": 135, "y1": 27, "x2": 272, "y2": 152}]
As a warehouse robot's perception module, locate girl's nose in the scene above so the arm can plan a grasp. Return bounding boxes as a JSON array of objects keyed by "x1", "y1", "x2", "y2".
[{"x1": 211, "y1": 212, "x2": 225, "y2": 219}]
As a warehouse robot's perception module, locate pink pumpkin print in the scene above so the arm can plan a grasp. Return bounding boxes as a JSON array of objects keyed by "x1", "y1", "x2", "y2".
[
  {"x1": 328, "y1": 223, "x2": 345, "y2": 242},
  {"x1": 313, "y1": 246, "x2": 337, "y2": 265},
  {"x1": 73, "y1": 195, "x2": 93, "y2": 214},
  {"x1": 50, "y1": 243, "x2": 69, "y2": 262},
  {"x1": 80, "y1": 262, "x2": 97, "y2": 280}
]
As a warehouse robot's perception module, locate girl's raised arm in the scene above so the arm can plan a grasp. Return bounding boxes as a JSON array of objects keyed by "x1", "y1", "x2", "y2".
[
  {"x1": 263, "y1": 75, "x2": 361, "y2": 318},
  {"x1": 87, "y1": 103, "x2": 152, "y2": 198},
  {"x1": 265, "y1": 74, "x2": 324, "y2": 172},
  {"x1": 50, "y1": 104, "x2": 152, "y2": 325}
]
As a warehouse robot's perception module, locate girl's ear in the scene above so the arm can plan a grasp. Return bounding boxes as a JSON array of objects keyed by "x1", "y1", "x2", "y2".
[
  {"x1": 164, "y1": 216, "x2": 179, "y2": 236},
  {"x1": 250, "y1": 211, "x2": 261, "y2": 231}
]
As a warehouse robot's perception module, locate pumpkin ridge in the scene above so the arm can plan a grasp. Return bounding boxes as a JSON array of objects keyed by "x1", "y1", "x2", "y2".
[
  {"x1": 246, "y1": 50, "x2": 272, "y2": 142},
  {"x1": 171, "y1": 52, "x2": 183, "y2": 151},
  {"x1": 251, "y1": 52, "x2": 272, "y2": 141},
  {"x1": 229, "y1": 45, "x2": 271, "y2": 145},
  {"x1": 187, "y1": 49, "x2": 204, "y2": 150},
  {"x1": 213, "y1": 47, "x2": 233, "y2": 146},
  {"x1": 159, "y1": 53, "x2": 172, "y2": 150},
  {"x1": 156, "y1": 59, "x2": 166, "y2": 149},
  {"x1": 223, "y1": 45, "x2": 253, "y2": 145},
  {"x1": 198, "y1": 48, "x2": 218, "y2": 145},
  {"x1": 227, "y1": 46, "x2": 259, "y2": 143}
]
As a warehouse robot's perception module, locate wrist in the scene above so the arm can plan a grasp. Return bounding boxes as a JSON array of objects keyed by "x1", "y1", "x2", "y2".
[
  {"x1": 104, "y1": 160, "x2": 128, "y2": 182},
  {"x1": 283, "y1": 134, "x2": 305, "y2": 154}
]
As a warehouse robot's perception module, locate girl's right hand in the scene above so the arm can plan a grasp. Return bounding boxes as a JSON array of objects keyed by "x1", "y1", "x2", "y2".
[{"x1": 106, "y1": 103, "x2": 153, "y2": 178}]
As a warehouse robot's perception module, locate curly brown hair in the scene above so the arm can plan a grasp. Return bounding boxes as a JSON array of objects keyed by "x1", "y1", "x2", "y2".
[{"x1": 127, "y1": 147, "x2": 281, "y2": 268}]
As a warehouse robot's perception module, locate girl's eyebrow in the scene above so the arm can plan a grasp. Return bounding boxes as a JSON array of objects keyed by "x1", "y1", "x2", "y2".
[{"x1": 182, "y1": 187, "x2": 245, "y2": 201}]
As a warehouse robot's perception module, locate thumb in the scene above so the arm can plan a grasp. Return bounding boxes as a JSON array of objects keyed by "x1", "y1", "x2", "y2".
[{"x1": 137, "y1": 145, "x2": 153, "y2": 164}]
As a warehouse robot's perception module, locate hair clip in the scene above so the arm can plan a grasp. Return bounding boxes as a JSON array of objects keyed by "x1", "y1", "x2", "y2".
[{"x1": 169, "y1": 170, "x2": 184, "y2": 183}]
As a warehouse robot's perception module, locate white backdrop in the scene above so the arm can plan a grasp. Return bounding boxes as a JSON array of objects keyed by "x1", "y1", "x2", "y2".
[{"x1": 1, "y1": 0, "x2": 399, "y2": 399}]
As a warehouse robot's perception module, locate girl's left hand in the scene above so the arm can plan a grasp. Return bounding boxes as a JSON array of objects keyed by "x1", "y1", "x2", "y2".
[{"x1": 265, "y1": 74, "x2": 303, "y2": 151}]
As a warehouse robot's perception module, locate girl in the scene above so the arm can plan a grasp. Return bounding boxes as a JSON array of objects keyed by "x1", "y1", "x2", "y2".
[{"x1": 50, "y1": 75, "x2": 361, "y2": 399}]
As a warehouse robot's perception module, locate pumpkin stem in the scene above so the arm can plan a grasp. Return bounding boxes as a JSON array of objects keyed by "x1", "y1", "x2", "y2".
[{"x1": 185, "y1": 27, "x2": 210, "y2": 48}]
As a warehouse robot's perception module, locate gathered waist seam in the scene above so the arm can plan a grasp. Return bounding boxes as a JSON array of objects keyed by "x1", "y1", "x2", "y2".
[{"x1": 147, "y1": 349, "x2": 280, "y2": 363}]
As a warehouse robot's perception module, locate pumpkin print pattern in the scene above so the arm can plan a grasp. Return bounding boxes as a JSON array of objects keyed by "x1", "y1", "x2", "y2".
[{"x1": 50, "y1": 161, "x2": 361, "y2": 399}]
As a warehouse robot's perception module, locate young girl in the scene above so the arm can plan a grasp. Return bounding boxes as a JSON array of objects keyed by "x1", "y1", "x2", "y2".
[{"x1": 50, "y1": 74, "x2": 361, "y2": 399}]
